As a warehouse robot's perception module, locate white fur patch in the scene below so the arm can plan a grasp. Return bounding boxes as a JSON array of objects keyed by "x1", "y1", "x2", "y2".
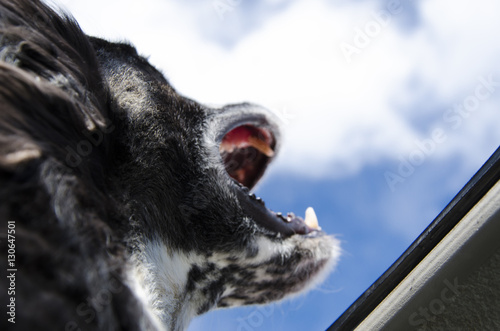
[
  {"x1": 128, "y1": 239, "x2": 204, "y2": 331},
  {"x1": 128, "y1": 230, "x2": 341, "y2": 330}
]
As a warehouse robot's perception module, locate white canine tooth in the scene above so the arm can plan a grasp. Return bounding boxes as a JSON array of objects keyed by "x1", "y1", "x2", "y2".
[{"x1": 304, "y1": 207, "x2": 321, "y2": 230}]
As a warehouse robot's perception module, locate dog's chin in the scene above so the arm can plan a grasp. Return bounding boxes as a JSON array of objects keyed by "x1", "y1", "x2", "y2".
[
  {"x1": 215, "y1": 233, "x2": 341, "y2": 308},
  {"x1": 276, "y1": 233, "x2": 341, "y2": 300}
]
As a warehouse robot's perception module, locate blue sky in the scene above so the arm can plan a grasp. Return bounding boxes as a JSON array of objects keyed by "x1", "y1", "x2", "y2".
[{"x1": 49, "y1": 0, "x2": 500, "y2": 330}]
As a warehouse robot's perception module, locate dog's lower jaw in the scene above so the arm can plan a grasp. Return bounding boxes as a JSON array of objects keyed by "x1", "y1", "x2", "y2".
[{"x1": 128, "y1": 233, "x2": 341, "y2": 331}]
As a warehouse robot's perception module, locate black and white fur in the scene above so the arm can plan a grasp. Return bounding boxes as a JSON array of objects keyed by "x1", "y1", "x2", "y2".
[{"x1": 0, "y1": 1, "x2": 340, "y2": 330}]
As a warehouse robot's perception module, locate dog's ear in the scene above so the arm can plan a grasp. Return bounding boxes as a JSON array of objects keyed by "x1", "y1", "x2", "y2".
[
  {"x1": 0, "y1": 64, "x2": 110, "y2": 174},
  {"x1": 0, "y1": 0, "x2": 111, "y2": 179}
]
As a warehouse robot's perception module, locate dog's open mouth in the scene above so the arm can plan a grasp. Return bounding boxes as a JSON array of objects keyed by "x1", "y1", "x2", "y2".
[{"x1": 219, "y1": 123, "x2": 322, "y2": 238}]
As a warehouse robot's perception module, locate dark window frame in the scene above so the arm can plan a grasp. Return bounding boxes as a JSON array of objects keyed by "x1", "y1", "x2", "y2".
[{"x1": 328, "y1": 146, "x2": 500, "y2": 331}]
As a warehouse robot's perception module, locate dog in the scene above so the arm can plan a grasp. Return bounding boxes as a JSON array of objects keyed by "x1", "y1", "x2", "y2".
[{"x1": 0, "y1": 1, "x2": 341, "y2": 330}]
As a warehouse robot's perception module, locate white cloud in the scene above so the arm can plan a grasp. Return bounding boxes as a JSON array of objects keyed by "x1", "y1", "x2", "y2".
[{"x1": 49, "y1": 0, "x2": 500, "y2": 178}]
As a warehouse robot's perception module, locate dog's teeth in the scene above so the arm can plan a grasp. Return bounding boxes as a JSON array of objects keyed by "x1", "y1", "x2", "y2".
[
  {"x1": 248, "y1": 136, "x2": 275, "y2": 157},
  {"x1": 276, "y1": 212, "x2": 287, "y2": 221},
  {"x1": 304, "y1": 207, "x2": 321, "y2": 230}
]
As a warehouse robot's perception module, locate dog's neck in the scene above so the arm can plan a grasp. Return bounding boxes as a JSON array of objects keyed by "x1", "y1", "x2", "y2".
[{"x1": 129, "y1": 240, "x2": 208, "y2": 331}]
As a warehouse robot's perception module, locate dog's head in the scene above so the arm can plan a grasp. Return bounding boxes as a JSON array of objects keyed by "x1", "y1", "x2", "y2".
[
  {"x1": 0, "y1": 1, "x2": 340, "y2": 330},
  {"x1": 90, "y1": 39, "x2": 340, "y2": 328}
]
